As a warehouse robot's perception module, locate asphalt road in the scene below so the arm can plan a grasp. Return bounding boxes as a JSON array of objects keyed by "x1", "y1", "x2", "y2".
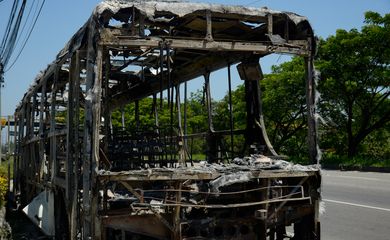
[{"x1": 321, "y1": 170, "x2": 390, "y2": 240}]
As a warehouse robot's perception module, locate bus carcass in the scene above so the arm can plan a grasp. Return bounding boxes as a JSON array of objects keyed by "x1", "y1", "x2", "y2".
[{"x1": 13, "y1": 1, "x2": 321, "y2": 239}]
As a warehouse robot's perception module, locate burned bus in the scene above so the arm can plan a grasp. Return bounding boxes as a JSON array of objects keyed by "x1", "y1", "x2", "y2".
[{"x1": 13, "y1": 1, "x2": 321, "y2": 239}]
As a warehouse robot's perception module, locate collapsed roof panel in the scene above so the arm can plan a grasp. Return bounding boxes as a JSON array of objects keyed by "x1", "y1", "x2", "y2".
[{"x1": 16, "y1": 0, "x2": 315, "y2": 113}]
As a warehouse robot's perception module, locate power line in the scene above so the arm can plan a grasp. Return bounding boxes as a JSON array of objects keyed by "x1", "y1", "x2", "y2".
[
  {"x1": 14, "y1": 0, "x2": 37, "y2": 49},
  {"x1": 0, "y1": 0, "x2": 45, "y2": 72},
  {"x1": 5, "y1": 0, "x2": 45, "y2": 72},
  {"x1": 244, "y1": 0, "x2": 263, "y2": 7},
  {"x1": 0, "y1": 0, "x2": 20, "y2": 56},
  {"x1": 2, "y1": 0, "x2": 27, "y2": 67}
]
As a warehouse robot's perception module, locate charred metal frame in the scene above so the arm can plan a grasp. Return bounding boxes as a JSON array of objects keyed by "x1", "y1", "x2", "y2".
[{"x1": 13, "y1": 1, "x2": 320, "y2": 240}]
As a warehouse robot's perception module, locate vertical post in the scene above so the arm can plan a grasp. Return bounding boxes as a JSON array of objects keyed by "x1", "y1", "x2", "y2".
[
  {"x1": 256, "y1": 179, "x2": 268, "y2": 240},
  {"x1": 31, "y1": 94, "x2": 37, "y2": 141},
  {"x1": 18, "y1": 108, "x2": 25, "y2": 203},
  {"x1": 0, "y1": 63, "x2": 3, "y2": 166},
  {"x1": 267, "y1": 14, "x2": 273, "y2": 35},
  {"x1": 166, "y1": 44, "x2": 172, "y2": 116},
  {"x1": 16, "y1": 111, "x2": 23, "y2": 199},
  {"x1": 227, "y1": 64, "x2": 234, "y2": 159},
  {"x1": 184, "y1": 81, "x2": 190, "y2": 164},
  {"x1": 39, "y1": 83, "x2": 46, "y2": 182},
  {"x1": 25, "y1": 100, "x2": 32, "y2": 188},
  {"x1": 284, "y1": 15, "x2": 289, "y2": 41},
  {"x1": 153, "y1": 93, "x2": 159, "y2": 128},
  {"x1": 30, "y1": 94, "x2": 37, "y2": 181},
  {"x1": 73, "y1": 50, "x2": 82, "y2": 237},
  {"x1": 172, "y1": 182, "x2": 183, "y2": 240},
  {"x1": 159, "y1": 42, "x2": 164, "y2": 109},
  {"x1": 83, "y1": 18, "x2": 99, "y2": 239},
  {"x1": 92, "y1": 45, "x2": 104, "y2": 240},
  {"x1": 67, "y1": 57, "x2": 75, "y2": 202},
  {"x1": 0, "y1": 74, "x2": 2, "y2": 165},
  {"x1": 184, "y1": 82, "x2": 187, "y2": 137},
  {"x1": 7, "y1": 115, "x2": 10, "y2": 194},
  {"x1": 68, "y1": 52, "x2": 82, "y2": 239},
  {"x1": 205, "y1": 10, "x2": 213, "y2": 41},
  {"x1": 50, "y1": 68, "x2": 58, "y2": 183},
  {"x1": 6, "y1": 116, "x2": 10, "y2": 158},
  {"x1": 305, "y1": 37, "x2": 318, "y2": 164},
  {"x1": 83, "y1": 53, "x2": 92, "y2": 238},
  {"x1": 13, "y1": 114, "x2": 18, "y2": 194},
  {"x1": 175, "y1": 84, "x2": 185, "y2": 165},
  {"x1": 103, "y1": 51, "x2": 111, "y2": 154},
  {"x1": 204, "y1": 73, "x2": 217, "y2": 162},
  {"x1": 131, "y1": 7, "x2": 136, "y2": 36},
  {"x1": 204, "y1": 72, "x2": 213, "y2": 132},
  {"x1": 121, "y1": 108, "x2": 125, "y2": 130},
  {"x1": 83, "y1": 41, "x2": 103, "y2": 238},
  {"x1": 139, "y1": 13, "x2": 145, "y2": 37}
]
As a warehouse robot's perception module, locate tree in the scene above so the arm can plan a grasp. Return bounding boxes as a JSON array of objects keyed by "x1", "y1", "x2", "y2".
[
  {"x1": 317, "y1": 12, "x2": 390, "y2": 158},
  {"x1": 110, "y1": 90, "x2": 210, "y2": 155},
  {"x1": 213, "y1": 84, "x2": 246, "y2": 131},
  {"x1": 213, "y1": 57, "x2": 308, "y2": 158},
  {"x1": 213, "y1": 84, "x2": 247, "y2": 155},
  {"x1": 185, "y1": 90, "x2": 208, "y2": 134},
  {"x1": 261, "y1": 57, "x2": 308, "y2": 157}
]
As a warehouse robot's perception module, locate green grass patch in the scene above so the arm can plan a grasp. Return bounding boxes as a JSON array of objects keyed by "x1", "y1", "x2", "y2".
[{"x1": 190, "y1": 153, "x2": 206, "y2": 162}]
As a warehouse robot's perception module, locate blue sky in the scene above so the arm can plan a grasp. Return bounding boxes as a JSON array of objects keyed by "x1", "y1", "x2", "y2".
[{"x1": 0, "y1": 0, "x2": 389, "y2": 116}]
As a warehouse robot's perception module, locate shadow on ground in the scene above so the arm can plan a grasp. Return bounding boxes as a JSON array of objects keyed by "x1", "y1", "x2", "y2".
[{"x1": 4, "y1": 208, "x2": 49, "y2": 240}]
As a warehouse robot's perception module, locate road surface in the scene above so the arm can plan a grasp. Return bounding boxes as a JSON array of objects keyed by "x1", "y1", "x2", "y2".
[{"x1": 321, "y1": 170, "x2": 390, "y2": 240}]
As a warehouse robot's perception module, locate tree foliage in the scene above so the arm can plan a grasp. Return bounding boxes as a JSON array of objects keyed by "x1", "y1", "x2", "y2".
[
  {"x1": 213, "y1": 84, "x2": 246, "y2": 131},
  {"x1": 317, "y1": 11, "x2": 390, "y2": 158},
  {"x1": 213, "y1": 58, "x2": 308, "y2": 158},
  {"x1": 109, "y1": 12, "x2": 390, "y2": 164},
  {"x1": 261, "y1": 57, "x2": 308, "y2": 157}
]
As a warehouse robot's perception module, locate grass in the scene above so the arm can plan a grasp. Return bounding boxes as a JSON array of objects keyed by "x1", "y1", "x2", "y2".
[
  {"x1": 321, "y1": 153, "x2": 390, "y2": 168},
  {"x1": 190, "y1": 153, "x2": 206, "y2": 161},
  {"x1": 0, "y1": 156, "x2": 13, "y2": 178}
]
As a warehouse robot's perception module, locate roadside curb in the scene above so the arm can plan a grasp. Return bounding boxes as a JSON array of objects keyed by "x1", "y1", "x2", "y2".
[{"x1": 322, "y1": 164, "x2": 390, "y2": 173}]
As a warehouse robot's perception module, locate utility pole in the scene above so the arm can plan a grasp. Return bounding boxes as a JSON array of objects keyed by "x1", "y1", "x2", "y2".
[{"x1": 0, "y1": 63, "x2": 3, "y2": 165}]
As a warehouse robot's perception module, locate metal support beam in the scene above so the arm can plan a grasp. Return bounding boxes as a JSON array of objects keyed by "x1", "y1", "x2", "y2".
[
  {"x1": 92, "y1": 45, "x2": 104, "y2": 240},
  {"x1": 305, "y1": 37, "x2": 318, "y2": 164},
  {"x1": 38, "y1": 81, "x2": 47, "y2": 183},
  {"x1": 204, "y1": 72, "x2": 213, "y2": 132},
  {"x1": 267, "y1": 14, "x2": 273, "y2": 35},
  {"x1": 100, "y1": 31, "x2": 310, "y2": 56},
  {"x1": 83, "y1": 17, "x2": 99, "y2": 239},
  {"x1": 50, "y1": 66, "x2": 59, "y2": 185},
  {"x1": 68, "y1": 52, "x2": 81, "y2": 239},
  {"x1": 227, "y1": 64, "x2": 234, "y2": 159},
  {"x1": 205, "y1": 10, "x2": 213, "y2": 41},
  {"x1": 0, "y1": 63, "x2": 3, "y2": 165}
]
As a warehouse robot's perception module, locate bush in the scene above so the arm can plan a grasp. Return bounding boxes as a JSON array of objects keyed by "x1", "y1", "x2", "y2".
[
  {"x1": 0, "y1": 161, "x2": 10, "y2": 207},
  {"x1": 0, "y1": 176, "x2": 7, "y2": 207}
]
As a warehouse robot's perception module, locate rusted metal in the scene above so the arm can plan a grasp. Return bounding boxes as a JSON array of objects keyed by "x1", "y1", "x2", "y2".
[
  {"x1": 12, "y1": 1, "x2": 320, "y2": 239},
  {"x1": 305, "y1": 37, "x2": 319, "y2": 164}
]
